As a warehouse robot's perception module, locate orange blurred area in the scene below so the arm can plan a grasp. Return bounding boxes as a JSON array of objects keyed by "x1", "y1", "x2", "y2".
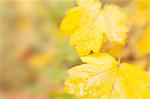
[{"x1": 0, "y1": 0, "x2": 149, "y2": 99}]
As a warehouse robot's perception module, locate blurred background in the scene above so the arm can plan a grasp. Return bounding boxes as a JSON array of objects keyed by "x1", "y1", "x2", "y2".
[{"x1": 0, "y1": 0, "x2": 149, "y2": 99}]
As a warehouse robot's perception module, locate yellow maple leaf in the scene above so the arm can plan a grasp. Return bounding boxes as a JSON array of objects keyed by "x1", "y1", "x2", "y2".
[
  {"x1": 60, "y1": 0, "x2": 128, "y2": 56},
  {"x1": 64, "y1": 53, "x2": 150, "y2": 99}
]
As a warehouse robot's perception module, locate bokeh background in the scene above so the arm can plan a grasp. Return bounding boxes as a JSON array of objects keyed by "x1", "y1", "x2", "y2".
[{"x1": 0, "y1": 0, "x2": 149, "y2": 99}]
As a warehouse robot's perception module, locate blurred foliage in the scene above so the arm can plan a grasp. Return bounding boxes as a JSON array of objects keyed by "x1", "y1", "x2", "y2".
[{"x1": 0, "y1": 0, "x2": 77, "y2": 98}]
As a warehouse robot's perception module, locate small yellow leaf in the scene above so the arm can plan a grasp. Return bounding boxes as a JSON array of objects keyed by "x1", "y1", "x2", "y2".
[{"x1": 60, "y1": 0, "x2": 128, "y2": 56}]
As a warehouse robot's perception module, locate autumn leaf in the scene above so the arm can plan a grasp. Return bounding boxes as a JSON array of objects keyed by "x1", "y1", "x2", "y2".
[
  {"x1": 60, "y1": 0, "x2": 128, "y2": 56},
  {"x1": 64, "y1": 53, "x2": 150, "y2": 99}
]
